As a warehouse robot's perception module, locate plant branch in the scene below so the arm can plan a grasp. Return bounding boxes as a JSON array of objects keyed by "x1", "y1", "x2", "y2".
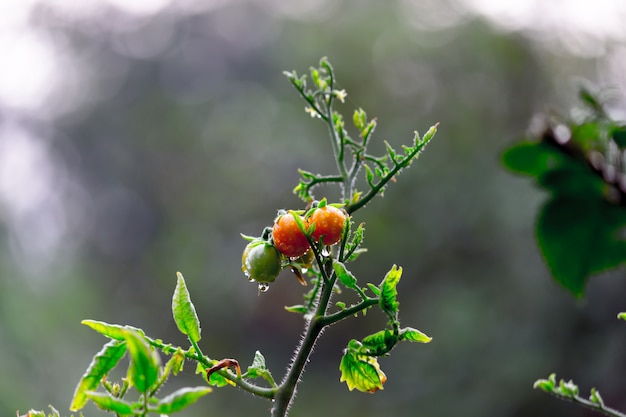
[
  {"x1": 318, "y1": 298, "x2": 378, "y2": 327},
  {"x1": 548, "y1": 391, "x2": 626, "y2": 417},
  {"x1": 148, "y1": 336, "x2": 276, "y2": 399},
  {"x1": 272, "y1": 254, "x2": 337, "y2": 417}
]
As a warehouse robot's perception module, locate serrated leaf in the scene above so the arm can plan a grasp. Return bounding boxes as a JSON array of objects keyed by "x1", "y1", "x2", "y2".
[
  {"x1": 155, "y1": 387, "x2": 212, "y2": 414},
  {"x1": 361, "y1": 329, "x2": 397, "y2": 355},
  {"x1": 250, "y1": 350, "x2": 266, "y2": 370},
  {"x1": 172, "y1": 272, "x2": 201, "y2": 343},
  {"x1": 124, "y1": 329, "x2": 160, "y2": 393},
  {"x1": 339, "y1": 349, "x2": 387, "y2": 393},
  {"x1": 84, "y1": 392, "x2": 135, "y2": 415},
  {"x1": 399, "y1": 327, "x2": 432, "y2": 343},
  {"x1": 81, "y1": 320, "x2": 145, "y2": 341},
  {"x1": 70, "y1": 339, "x2": 127, "y2": 411},
  {"x1": 333, "y1": 261, "x2": 358, "y2": 289},
  {"x1": 379, "y1": 265, "x2": 402, "y2": 315},
  {"x1": 537, "y1": 196, "x2": 626, "y2": 297},
  {"x1": 245, "y1": 350, "x2": 273, "y2": 382}
]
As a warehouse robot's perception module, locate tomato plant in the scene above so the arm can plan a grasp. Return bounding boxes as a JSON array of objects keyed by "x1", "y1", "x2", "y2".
[{"x1": 23, "y1": 57, "x2": 438, "y2": 417}]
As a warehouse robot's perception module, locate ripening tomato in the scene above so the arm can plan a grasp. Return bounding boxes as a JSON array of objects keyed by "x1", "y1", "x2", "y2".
[
  {"x1": 308, "y1": 205, "x2": 347, "y2": 246},
  {"x1": 241, "y1": 241, "x2": 282, "y2": 283},
  {"x1": 272, "y1": 212, "x2": 310, "y2": 258}
]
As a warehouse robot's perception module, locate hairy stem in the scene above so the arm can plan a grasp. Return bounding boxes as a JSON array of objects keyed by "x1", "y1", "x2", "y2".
[{"x1": 271, "y1": 262, "x2": 336, "y2": 417}]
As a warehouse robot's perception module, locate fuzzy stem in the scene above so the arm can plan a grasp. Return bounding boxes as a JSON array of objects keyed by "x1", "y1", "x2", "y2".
[{"x1": 271, "y1": 261, "x2": 335, "y2": 417}]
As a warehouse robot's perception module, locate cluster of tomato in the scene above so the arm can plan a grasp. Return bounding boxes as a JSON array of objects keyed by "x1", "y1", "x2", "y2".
[{"x1": 242, "y1": 203, "x2": 348, "y2": 287}]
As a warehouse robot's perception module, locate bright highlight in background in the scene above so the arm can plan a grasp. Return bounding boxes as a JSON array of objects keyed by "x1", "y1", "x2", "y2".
[{"x1": 0, "y1": 33, "x2": 56, "y2": 110}]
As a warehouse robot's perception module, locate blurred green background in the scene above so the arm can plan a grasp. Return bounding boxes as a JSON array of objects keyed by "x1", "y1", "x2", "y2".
[{"x1": 2, "y1": 0, "x2": 626, "y2": 416}]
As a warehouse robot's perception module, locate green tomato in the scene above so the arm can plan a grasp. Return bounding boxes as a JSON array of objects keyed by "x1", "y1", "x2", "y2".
[{"x1": 242, "y1": 241, "x2": 282, "y2": 283}]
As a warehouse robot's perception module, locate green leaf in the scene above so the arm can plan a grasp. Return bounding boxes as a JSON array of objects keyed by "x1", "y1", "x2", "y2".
[
  {"x1": 571, "y1": 121, "x2": 603, "y2": 151},
  {"x1": 364, "y1": 164, "x2": 374, "y2": 186},
  {"x1": 333, "y1": 261, "x2": 358, "y2": 289},
  {"x1": 84, "y1": 392, "x2": 135, "y2": 415},
  {"x1": 537, "y1": 196, "x2": 626, "y2": 297},
  {"x1": 361, "y1": 329, "x2": 397, "y2": 356},
  {"x1": 244, "y1": 350, "x2": 267, "y2": 379},
  {"x1": 537, "y1": 164, "x2": 605, "y2": 196},
  {"x1": 344, "y1": 222, "x2": 365, "y2": 261},
  {"x1": 70, "y1": 339, "x2": 127, "y2": 411},
  {"x1": 590, "y1": 388, "x2": 604, "y2": 406},
  {"x1": 155, "y1": 387, "x2": 212, "y2": 414},
  {"x1": 399, "y1": 327, "x2": 432, "y2": 343},
  {"x1": 385, "y1": 141, "x2": 397, "y2": 162},
  {"x1": 339, "y1": 348, "x2": 387, "y2": 393},
  {"x1": 164, "y1": 348, "x2": 186, "y2": 377},
  {"x1": 418, "y1": 123, "x2": 438, "y2": 147},
  {"x1": 618, "y1": 312, "x2": 626, "y2": 321},
  {"x1": 366, "y1": 283, "x2": 380, "y2": 296},
  {"x1": 250, "y1": 350, "x2": 266, "y2": 370},
  {"x1": 172, "y1": 272, "x2": 201, "y2": 343},
  {"x1": 245, "y1": 351, "x2": 275, "y2": 386},
  {"x1": 579, "y1": 88, "x2": 603, "y2": 114},
  {"x1": 285, "y1": 305, "x2": 308, "y2": 314},
  {"x1": 353, "y1": 108, "x2": 366, "y2": 131},
  {"x1": 81, "y1": 320, "x2": 145, "y2": 341},
  {"x1": 379, "y1": 265, "x2": 402, "y2": 315},
  {"x1": 289, "y1": 209, "x2": 309, "y2": 235},
  {"x1": 196, "y1": 363, "x2": 233, "y2": 388},
  {"x1": 124, "y1": 329, "x2": 160, "y2": 393},
  {"x1": 501, "y1": 141, "x2": 567, "y2": 177},
  {"x1": 612, "y1": 126, "x2": 626, "y2": 148},
  {"x1": 558, "y1": 379, "x2": 579, "y2": 397},
  {"x1": 533, "y1": 374, "x2": 556, "y2": 393}
]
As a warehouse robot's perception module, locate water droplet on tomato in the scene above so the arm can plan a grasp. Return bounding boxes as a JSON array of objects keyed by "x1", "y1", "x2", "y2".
[{"x1": 258, "y1": 282, "x2": 270, "y2": 293}]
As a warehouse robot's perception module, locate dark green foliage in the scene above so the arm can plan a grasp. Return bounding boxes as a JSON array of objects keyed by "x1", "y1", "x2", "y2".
[{"x1": 502, "y1": 90, "x2": 626, "y2": 297}]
